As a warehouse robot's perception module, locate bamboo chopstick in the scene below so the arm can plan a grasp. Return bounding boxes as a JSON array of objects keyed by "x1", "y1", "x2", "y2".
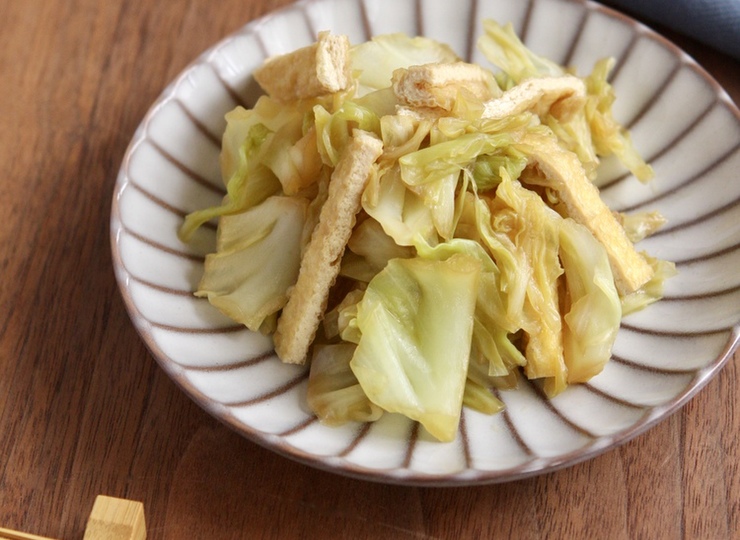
[
  {"x1": 1, "y1": 495, "x2": 146, "y2": 540},
  {"x1": 0, "y1": 527, "x2": 56, "y2": 540}
]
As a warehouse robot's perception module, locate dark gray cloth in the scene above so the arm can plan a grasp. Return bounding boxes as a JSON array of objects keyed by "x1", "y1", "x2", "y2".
[{"x1": 601, "y1": 0, "x2": 740, "y2": 59}]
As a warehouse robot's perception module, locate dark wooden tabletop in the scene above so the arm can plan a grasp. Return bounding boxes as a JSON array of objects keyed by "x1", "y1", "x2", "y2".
[{"x1": 1, "y1": 1, "x2": 738, "y2": 538}]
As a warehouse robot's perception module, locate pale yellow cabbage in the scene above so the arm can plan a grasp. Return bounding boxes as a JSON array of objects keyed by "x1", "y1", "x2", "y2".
[
  {"x1": 307, "y1": 343, "x2": 384, "y2": 425},
  {"x1": 349, "y1": 254, "x2": 480, "y2": 442},
  {"x1": 494, "y1": 172, "x2": 568, "y2": 397},
  {"x1": 195, "y1": 195, "x2": 308, "y2": 332},
  {"x1": 350, "y1": 33, "x2": 460, "y2": 96},
  {"x1": 559, "y1": 218, "x2": 621, "y2": 383}
]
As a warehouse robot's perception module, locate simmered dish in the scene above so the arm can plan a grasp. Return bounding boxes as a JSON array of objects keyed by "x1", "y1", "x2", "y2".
[{"x1": 179, "y1": 20, "x2": 675, "y2": 442}]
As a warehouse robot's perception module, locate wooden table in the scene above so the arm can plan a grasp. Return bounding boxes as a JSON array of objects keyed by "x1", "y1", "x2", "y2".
[{"x1": 1, "y1": 0, "x2": 738, "y2": 538}]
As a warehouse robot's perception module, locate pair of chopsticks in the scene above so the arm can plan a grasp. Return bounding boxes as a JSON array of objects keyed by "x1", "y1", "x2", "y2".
[{"x1": 0, "y1": 495, "x2": 145, "y2": 540}]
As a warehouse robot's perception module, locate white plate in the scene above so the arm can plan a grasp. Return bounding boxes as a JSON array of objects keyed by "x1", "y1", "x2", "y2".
[{"x1": 111, "y1": 0, "x2": 740, "y2": 485}]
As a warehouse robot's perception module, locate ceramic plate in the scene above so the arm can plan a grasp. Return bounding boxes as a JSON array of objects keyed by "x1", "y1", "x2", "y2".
[{"x1": 111, "y1": 0, "x2": 740, "y2": 485}]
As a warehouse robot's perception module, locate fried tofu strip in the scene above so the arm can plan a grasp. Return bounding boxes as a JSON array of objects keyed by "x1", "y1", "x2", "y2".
[
  {"x1": 483, "y1": 75, "x2": 586, "y2": 122},
  {"x1": 517, "y1": 131, "x2": 654, "y2": 295},
  {"x1": 254, "y1": 31, "x2": 351, "y2": 101},
  {"x1": 392, "y1": 62, "x2": 499, "y2": 110},
  {"x1": 274, "y1": 130, "x2": 384, "y2": 364}
]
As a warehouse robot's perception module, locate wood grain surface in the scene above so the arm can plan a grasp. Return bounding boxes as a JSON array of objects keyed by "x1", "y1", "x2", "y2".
[{"x1": 0, "y1": 1, "x2": 738, "y2": 538}]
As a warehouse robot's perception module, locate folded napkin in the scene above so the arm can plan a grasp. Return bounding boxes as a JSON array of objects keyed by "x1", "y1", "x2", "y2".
[{"x1": 601, "y1": 0, "x2": 740, "y2": 59}]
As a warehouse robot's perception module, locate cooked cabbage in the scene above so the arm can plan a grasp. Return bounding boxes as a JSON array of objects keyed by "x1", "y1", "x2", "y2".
[
  {"x1": 350, "y1": 33, "x2": 460, "y2": 96},
  {"x1": 307, "y1": 343, "x2": 384, "y2": 425},
  {"x1": 349, "y1": 254, "x2": 480, "y2": 442},
  {"x1": 559, "y1": 218, "x2": 621, "y2": 383},
  {"x1": 494, "y1": 172, "x2": 568, "y2": 397},
  {"x1": 180, "y1": 21, "x2": 673, "y2": 441},
  {"x1": 194, "y1": 195, "x2": 308, "y2": 332}
]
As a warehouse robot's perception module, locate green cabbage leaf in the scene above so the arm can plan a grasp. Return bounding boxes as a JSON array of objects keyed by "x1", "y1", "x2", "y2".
[
  {"x1": 559, "y1": 218, "x2": 621, "y2": 383},
  {"x1": 314, "y1": 101, "x2": 381, "y2": 166},
  {"x1": 195, "y1": 195, "x2": 308, "y2": 333},
  {"x1": 340, "y1": 217, "x2": 415, "y2": 282},
  {"x1": 349, "y1": 254, "x2": 480, "y2": 442},
  {"x1": 477, "y1": 20, "x2": 565, "y2": 87},
  {"x1": 398, "y1": 132, "x2": 520, "y2": 239},
  {"x1": 619, "y1": 210, "x2": 667, "y2": 242},
  {"x1": 307, "y1": 343, "x2": 384, "y2": 426},
  {"x1": 494, "y1": 172, "x2": 567, "y2": 396},
  {"x1": 414, "y1": 236, "x2": 524, "y2": 378},
  {"x1": 621, "y1": 255, "x2": 678, "y2": 315},
  {"x1": 361, "y1": 163, "x2": 438, "y2": 246},
  {"x1": 350, "y1": 33, "x2": 460, "y2": 96}
]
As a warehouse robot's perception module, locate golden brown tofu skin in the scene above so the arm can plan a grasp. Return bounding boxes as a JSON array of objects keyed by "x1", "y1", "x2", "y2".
[
  {"x1": 392, "y1": 62, "x2": 500, "y2": 110},
  {"x1": 516, "y1": 131, "x2": 654, "y2": 295},
  {"x1": 254, "y1": 31, "x2": 351, "y2": 101},
  {"x1": 483, "y1": 75, "x2": 586, "y2": 122},
  {"x1": 273, "y1": 130, "x2": 384, "y2": 364}
]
